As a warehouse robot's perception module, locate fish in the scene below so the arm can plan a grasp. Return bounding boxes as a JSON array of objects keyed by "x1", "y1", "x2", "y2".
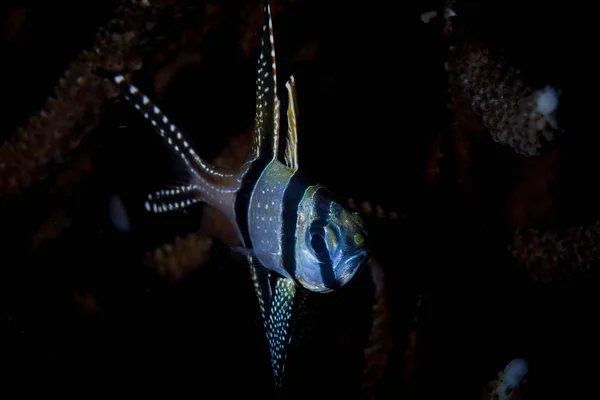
[{"x1": 99, "y1": 0, "x2": 369, "y2": 385}]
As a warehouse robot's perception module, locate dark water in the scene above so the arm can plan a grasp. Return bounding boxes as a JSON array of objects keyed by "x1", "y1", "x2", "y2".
[{"x1": 1, "y1": 1, "x2": 598, "y2": 398}]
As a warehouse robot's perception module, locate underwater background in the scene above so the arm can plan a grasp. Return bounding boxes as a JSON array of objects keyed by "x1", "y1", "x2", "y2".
[{"x1": 1, "y1": 0, "x2": 598, "y2": 398}]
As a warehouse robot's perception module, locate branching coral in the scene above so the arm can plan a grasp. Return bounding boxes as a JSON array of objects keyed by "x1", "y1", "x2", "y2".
[
  {"x1": 0, "y1": 0, "x2": 186, "y2": 196},
  {"x1": 362, "y1": 258, "x2": 393, "y2": 396},
  {"x1": 144, "y1": 232, "x2": 214, "y2": 281},
  {"x1": 510, "y1": 222, "x2": 600, "y2": 282},
  {"x1": 4, "y1": 0, "x2": 587, "y2": 397},
  {"x1": 423, "y1": 2, "x2": 562, "y2": 157},
  {"x1": 447, "y1": 44, "x2": 560, "y2": 156}
]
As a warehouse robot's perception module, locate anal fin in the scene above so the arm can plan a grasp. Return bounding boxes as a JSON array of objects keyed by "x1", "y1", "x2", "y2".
[
  {"x1": 267, "y1": 277, "x2": 296, "y2": 387},
  {"x1": 248, "y1": 257, "x2": 297, "y2": 388}
]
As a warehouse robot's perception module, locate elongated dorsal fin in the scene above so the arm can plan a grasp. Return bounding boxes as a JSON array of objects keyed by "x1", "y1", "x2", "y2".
[
  {"x1": 251, "y1": 1, "x2": 281, "y2": 163},
  {"x1": 283, "y1": 76, "x2": 299, "y2": 170}
]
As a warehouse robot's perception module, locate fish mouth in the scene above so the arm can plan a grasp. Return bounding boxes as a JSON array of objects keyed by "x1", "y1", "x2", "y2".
[
  {"x1": 345, "y1": 252, "x2": 367, "y2": 267},
  {"x1": 338, "y1": 251, "x2": 369, "y2": 283}
]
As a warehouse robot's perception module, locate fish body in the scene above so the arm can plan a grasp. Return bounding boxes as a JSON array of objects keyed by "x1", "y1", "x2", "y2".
[
  {"x1": 102, "y1": 0, "x2": 369, "y2": 386},
  {"x1": 106, "y1": 1, "x2": 368, "y2": 294}
]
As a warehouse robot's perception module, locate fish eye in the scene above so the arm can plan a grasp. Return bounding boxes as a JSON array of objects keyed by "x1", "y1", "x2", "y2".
[{"x1": 353, "y1": 233, "x2": 364, "y2": 246}]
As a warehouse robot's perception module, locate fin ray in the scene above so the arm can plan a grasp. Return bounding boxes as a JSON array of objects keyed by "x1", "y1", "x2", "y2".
[
  {"x1": 108, "y1": 74, "x2": 237, "y2": 180},
  {"x1": 283, "y1": 76, "x2": 299, "y2": 170},
  {"x1": 249, "y1": 257, "x2": 297, "y2": 387},
  {"x1": 144, "y1": 185, "x2": 203, "y2": 214},
  {"x1": 252, "y1": 1, "x2": 281, "y2": 162},
  {"x1": 249, "y1": 260, "x2": 271, "y2": 324},
  {"x1": 267, "y1": 277, "x2": 296, "y2": 387}
]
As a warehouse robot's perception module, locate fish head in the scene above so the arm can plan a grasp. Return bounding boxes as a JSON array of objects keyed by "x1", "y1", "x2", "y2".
[{"x1": 293, "y1": 186, "x2": 369, "y2": 293}]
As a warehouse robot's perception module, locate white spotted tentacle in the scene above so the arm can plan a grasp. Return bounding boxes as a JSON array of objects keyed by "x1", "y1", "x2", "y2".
[{"x1": 144, "y1": 185, "x2": 203, "y2": 214}]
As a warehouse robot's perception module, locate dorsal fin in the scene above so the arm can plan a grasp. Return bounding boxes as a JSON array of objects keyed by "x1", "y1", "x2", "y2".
[
  {"x1": 283, "y1": 76, "x2": 299, "y2": 170},
  {"x1": 251, "y1": 1, "x2": 281, "y2": 163},
  {"x1": 107, "y1": 74, "x2": 236, "y2": 181}
]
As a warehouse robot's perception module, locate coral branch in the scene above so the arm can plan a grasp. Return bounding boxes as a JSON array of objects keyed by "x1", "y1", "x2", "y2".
[
  {"x1": 143, "y1": 232, "x2": 213, "y2": 281},
  {"x1": 434, "y1": 2, "x2": 562, "y2": 157},
  {"x1": 0, "y1": 0, "x2": 180, "y2": 196},
  {"x1": 447, "y1": 44, "x2": 561, "y2": 156},
  {"x1": 362, "y1": 258, "x2": 393, "y2": 395},
  {"x1": 509, "y1": 222, "x2": 600, "y2": 282}
]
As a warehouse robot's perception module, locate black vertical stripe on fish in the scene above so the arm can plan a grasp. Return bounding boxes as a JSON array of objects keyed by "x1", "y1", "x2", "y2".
[
  {"x1": 319, "y1": 260, "x2": 339, "y2": 291},
  {"x1": 234, "y1": 157, "x2": 271, "y2": 248},
  {"x1": 237, "y1": 2, "x2": 284, "y2": 250},
  {"x1": 308, "y1": 224, "x2": 340, "y2": 291}
]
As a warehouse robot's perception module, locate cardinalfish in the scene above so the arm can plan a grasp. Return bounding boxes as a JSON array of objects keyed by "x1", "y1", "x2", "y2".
[{"x1": 100, "y1": 0, "x2": 369, "y2": 384}]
